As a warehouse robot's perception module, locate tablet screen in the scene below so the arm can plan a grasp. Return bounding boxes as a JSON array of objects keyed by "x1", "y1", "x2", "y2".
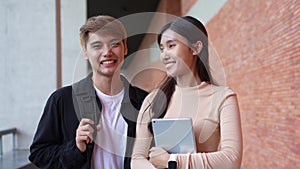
[{"x1": 151, "y1": 118, "x2": 196, "y2": 154}]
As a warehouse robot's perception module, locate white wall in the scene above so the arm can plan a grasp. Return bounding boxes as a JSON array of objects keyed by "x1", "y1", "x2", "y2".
[
  {"x1": 0, "y1": 0, "x2": 86, "y2": 151},
  {"x1": 0, "y1": 0, "x2": 56, "y2": 150},
  {"x1": 61, "y1": 0, "x2": 87, "y2": 85}
]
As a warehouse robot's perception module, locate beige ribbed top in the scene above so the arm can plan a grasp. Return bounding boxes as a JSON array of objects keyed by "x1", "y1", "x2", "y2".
[{"x1": 131, "y1": 82, "x2": 243, "y2": 169}]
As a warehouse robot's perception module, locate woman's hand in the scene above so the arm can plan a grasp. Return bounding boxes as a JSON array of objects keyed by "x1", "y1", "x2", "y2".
[{"x1": 149, "y1": 147, "x2": 170, "y2": 168}]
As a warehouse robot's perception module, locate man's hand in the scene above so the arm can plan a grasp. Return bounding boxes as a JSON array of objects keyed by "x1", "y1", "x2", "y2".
[
  {"x1": 75, "y1": 118, "x2": 100, "y2": 152},
  {"x1": 149, "y1": 147, "x2": 170, "y2": 168}
]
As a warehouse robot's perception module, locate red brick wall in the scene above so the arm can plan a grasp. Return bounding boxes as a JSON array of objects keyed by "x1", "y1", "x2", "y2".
[
  {"x1": 157, "y1": 0, "x2": 182, "y2": 16},
  {"x1": 206, "y1": 0, "x2": 300, "y2": 168},
  {"x1": 181, "y1": 0, "x2": 197, "y2": 15}
]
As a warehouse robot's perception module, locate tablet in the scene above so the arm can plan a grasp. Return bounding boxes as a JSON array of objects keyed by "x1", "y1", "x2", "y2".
[{"x1": 151, "y1": 118, "x2": 196, "y2": 154}]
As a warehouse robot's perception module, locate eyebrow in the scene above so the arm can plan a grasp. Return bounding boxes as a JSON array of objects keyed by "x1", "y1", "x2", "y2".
[
  {"x1": 90, "y1": 38, "x2": 122, "y2": 45},
  {"x1": 110, "y1": 38, "x2": 122, "y2": 42},
  {"x1": 166, "y1": 39, "x2": 177, "y2": 43},
  {"x1": 90, "y1": 41, "x2": 102, "y2": 46},
  {"x1": 160, "y1": 39, "x2": 177, "y2": 46}
]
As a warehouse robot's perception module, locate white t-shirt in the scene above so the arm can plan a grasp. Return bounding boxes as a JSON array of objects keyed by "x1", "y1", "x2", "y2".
[{"x1": 91, "y1": 86, "x2": 127, "y2": 169}]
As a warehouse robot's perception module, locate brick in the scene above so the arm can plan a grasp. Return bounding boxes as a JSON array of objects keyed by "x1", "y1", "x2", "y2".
[{"x1": 206, "y1": 0, "x2": 300, "y2": 168}]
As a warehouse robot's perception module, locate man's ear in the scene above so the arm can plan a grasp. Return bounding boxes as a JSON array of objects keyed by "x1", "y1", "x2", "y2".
[
  {"x1": 192, "y1": 41, "x2": 203, "y2": 55},
  {"x1": 82, "y1": 47, "x2": 88, "y2": 60},
  {"x1": 123, "y1": 39, "x2": 128, "y2": 55}
]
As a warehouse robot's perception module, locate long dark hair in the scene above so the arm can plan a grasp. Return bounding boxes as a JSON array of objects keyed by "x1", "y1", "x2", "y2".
[{"x1": 147, "y1": 16, "x2": 213, "y2": 134}]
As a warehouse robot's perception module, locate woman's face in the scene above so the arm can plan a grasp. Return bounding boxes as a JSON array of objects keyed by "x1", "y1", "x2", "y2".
[{"x1": 159, "y1": 29, "x2": 198, "y2": 78}]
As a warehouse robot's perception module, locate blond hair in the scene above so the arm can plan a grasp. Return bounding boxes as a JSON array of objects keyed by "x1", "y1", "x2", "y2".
[{"x1": 79, "y1": 15, "x2": 127, "y2": 48}]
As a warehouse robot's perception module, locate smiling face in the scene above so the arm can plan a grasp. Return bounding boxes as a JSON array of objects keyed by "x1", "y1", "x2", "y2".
[
  {"x1": 83, "y1": 31, "x2": 127, "y2": 78},
  {"x1": 159, "y1": 29, "x2": 198, "y2": 78}
]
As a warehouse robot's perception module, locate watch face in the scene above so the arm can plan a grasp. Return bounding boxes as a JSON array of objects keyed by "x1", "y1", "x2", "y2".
[{"x1": 168, "y1": 161, "x2": 177, "y2": 169}]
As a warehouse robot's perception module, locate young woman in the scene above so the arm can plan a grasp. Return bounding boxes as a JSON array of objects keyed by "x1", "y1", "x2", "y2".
[{"x1": 131, "y1": 16, "x2": 243, "y2": 169}]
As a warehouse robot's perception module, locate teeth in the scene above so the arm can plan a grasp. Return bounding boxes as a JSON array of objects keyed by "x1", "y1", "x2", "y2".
[{"x1": 102, "y1": 60, "x2": 114, "y2": 64}]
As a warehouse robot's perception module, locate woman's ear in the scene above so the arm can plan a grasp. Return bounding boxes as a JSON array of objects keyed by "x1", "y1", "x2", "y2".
[{"x1": 192, "y1": 41, "x2": 203, "y2": 55}]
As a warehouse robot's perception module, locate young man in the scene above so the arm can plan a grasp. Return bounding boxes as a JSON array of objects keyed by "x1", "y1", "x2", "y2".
[{"x1": 29, "y1": 15, "x2": 148, "y2": 169}]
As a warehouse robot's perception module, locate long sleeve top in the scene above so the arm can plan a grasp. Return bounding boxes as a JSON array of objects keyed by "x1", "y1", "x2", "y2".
[{"x1": 131, "y1": 82, "x2": 243, "y2": 169}]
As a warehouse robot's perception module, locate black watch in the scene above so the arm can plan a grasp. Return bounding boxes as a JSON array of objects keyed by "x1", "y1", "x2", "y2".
[{"x1": 168, "y1": 161, "x2": 177, "y2": 169}]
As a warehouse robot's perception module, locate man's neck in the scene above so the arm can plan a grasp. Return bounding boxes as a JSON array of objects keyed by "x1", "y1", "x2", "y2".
[{"x1": 92, "y1": 73, "x2": 123, "y2": 96}]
